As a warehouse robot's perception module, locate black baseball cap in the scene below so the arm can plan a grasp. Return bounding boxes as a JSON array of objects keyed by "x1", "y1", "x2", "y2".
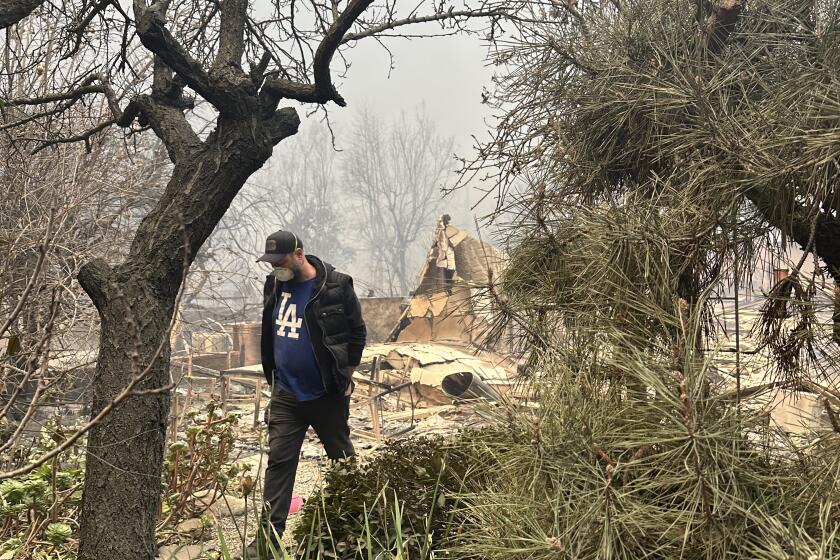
[{"x1": 256, "y1": 230, "x2": 302, "y2": 264}]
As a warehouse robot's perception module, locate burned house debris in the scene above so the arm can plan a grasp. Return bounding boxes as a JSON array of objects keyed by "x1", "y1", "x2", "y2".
[
  {"x1": 169, "y1": 217, "x2": 837, "y2": 446},
  {"x1": 387, "y1": 214, "x2": 511, "y2": 348},
  {"x1": 168, "y1": 216, "x2": 521, "y2": 447}
]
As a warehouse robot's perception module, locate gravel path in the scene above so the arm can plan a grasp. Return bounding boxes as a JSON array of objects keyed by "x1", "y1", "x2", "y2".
[{"x1": 213, "y1": 454, "x2": 323, "y2": 557}]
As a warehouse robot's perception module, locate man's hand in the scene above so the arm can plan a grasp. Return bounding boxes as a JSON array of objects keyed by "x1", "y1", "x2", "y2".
[{"x1": 345, "y1": 367, "x2": 356, "y2": 396}]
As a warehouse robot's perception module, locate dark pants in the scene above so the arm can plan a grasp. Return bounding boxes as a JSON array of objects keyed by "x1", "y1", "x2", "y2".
[{"x1": 261, "y1": 389, "x2": 354, "y2": 537}]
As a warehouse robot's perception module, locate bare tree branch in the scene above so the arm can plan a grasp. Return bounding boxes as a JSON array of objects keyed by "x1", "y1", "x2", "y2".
[
  {"x1": 340, "y1": 8, "x2": 508, "y2": 43},
  {"x1": 30, "y1": 119, "x2": 118, "y2": 154},
  {"x1": 3, "y1": 73, "x2": 123, "y2": 118},
  {"x1": 261, "y1": 0, "x2": 376, "y2": 107},
  {"x1": 0, "y1": 211, "x2": 53, "y2": 341},
  {"x1": 133, "y1": 0, "x2": 252, "y2": 115},
  {"x1": 4, "y1": 83, "x2": 107, "y2": 106}
]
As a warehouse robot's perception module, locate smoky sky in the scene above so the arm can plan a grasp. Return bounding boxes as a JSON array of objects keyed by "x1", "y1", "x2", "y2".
[
  {"x1": 339, "y1": 29, "x2": 495, "y2": 153},
  {"x1": 269, "y1": 26, "x2": 498, "y2": 227}
]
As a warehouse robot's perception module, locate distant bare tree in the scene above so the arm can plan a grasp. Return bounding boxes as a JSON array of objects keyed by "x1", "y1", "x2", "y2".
[
  {"x1": 175, "y1": 185, "x2": 275, "y2": 326},
  {"x1": 175, "y1": 123, "x2": 351, "y2": 326},
  {"x1": 255, "y1": 122, "x2": 352, "y2": 266},
  {"x1": 345, "y1": 106, "x2": 454, "y2": 295}
]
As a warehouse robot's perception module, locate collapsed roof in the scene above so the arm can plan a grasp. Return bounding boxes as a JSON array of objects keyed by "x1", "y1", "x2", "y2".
[{"x1": 387, "y1": 215, "x2": 507, "y2": 349}]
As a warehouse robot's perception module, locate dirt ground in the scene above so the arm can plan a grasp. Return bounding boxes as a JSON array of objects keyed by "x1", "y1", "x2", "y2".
[{"x1": 215, "y1": 453, "x2": 322, "y2": 555}]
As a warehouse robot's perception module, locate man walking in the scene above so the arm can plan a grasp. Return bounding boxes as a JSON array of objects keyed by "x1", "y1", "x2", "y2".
[{"x1": 248, "y1": 230, "x2": 366, "y2": 556}]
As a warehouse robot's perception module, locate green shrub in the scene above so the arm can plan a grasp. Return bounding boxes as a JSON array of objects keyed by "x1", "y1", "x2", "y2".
[
  {"x1": 449, "y1": 359, "x2": 840, "y2": 560},
  {"x1": 160, "y1": 401, "x2": 245, "y2": 528},
  {"x1": 0, "y1": 418, "x2": 85, "y2": 559},
  {"x1": 0, "y1": 404, "x2": 244, "y2": 558},
  {"x1": 293, "y1": 435, "x2": 480, "y2": 559}
]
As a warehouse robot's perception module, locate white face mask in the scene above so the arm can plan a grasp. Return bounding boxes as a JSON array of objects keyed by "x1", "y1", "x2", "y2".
[{"x1": 273, "y1": 267, "x2": 294, "y2": 282}]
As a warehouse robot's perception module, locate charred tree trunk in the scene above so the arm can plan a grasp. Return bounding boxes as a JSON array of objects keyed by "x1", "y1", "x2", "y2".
[
  {"x1": 76, "y1": 113, "x2": 299, "y2": 560},
  {"x1": 0, "y1": 0, "x2": 46, "y2": 28}
]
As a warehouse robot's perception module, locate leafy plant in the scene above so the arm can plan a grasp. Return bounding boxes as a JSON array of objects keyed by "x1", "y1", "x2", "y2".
[
  {"x1": 0, "y1": 404, "x2": 245, "y2": 557},
  {"x1": 44, "y1": 523, "x2": 72, "y2": 547},
  {"x1": 293, "y1": 435, "x2": 477, "y2": 559},
  {"x1": 159, "y1": 400, "x2": 246, "y2": 529},
  {"x1": 0, "y1": 418, "x2": 84, "y2": 558}
]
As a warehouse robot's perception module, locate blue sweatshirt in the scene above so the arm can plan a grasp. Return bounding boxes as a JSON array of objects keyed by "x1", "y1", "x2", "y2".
[{"x1": 271, "y1": 277, "x2": 325, "y2": 401}]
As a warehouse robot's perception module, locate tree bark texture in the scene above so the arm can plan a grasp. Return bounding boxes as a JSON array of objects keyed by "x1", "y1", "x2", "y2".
[
  {"x1": 75, "y1": 274, "x2": 172, "y2": 560},
  {"x1": 76, "y1": 113, "x2": 299, "y2": 560},
  {"x1": 0, "y1": 0, "x2": 44, "y2": 28}
]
